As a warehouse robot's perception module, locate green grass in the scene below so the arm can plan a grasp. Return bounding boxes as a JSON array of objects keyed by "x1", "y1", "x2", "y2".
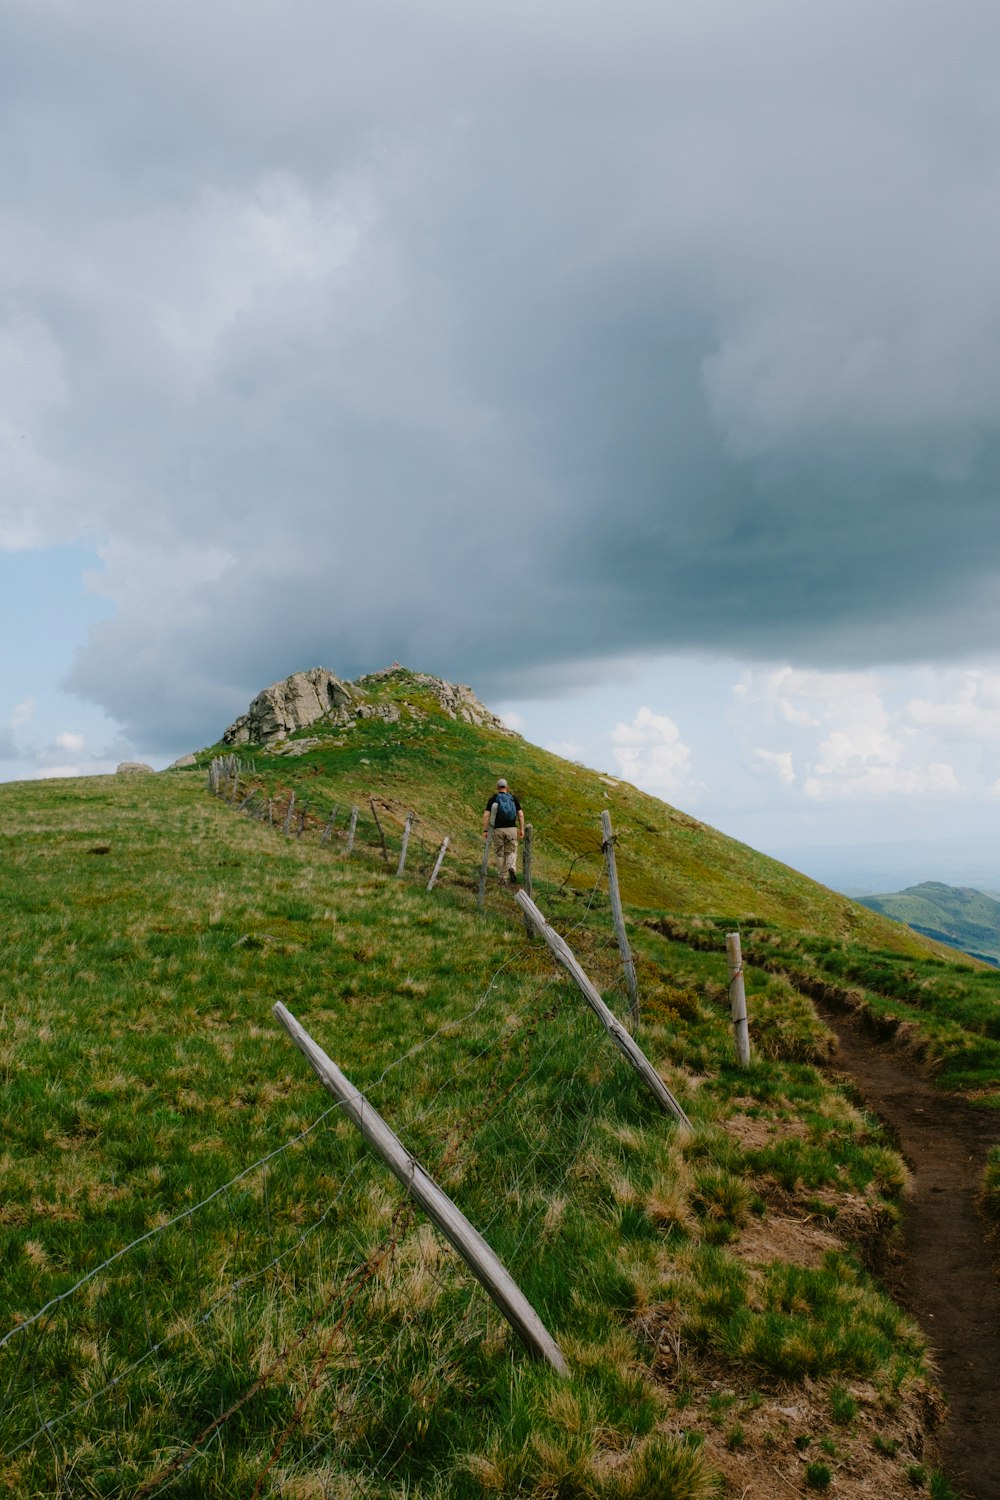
[
  {"x1": 0, "y1": 681, "x2": 973, "y2": 1495},
  {"x1": 648, "y1": 913, "x2": 1000, "y2": 1098},
  {"x1": 982, "y1": 1145, "x2": 1000, "y2": 1225}
]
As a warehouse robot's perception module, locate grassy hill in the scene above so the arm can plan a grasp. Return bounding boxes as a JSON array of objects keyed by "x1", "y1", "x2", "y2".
[
  {"x1": 0, "y1": 667, "x2": 990, "y2": 1498},
  {"x1": 212, "y1": 667, "x2": 942, "y2": 950},
  {"x1": 858, "y1": 881, "x2": 1000, "y2": 967}
]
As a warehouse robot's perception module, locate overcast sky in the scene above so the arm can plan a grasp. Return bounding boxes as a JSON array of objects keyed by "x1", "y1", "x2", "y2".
[{"x1": 4, "y1": 0, "x2": 1000, "y2": 891}]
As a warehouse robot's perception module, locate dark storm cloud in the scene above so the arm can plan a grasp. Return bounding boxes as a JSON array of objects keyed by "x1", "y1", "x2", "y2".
[{"x1": 6, "y1": 0, "x2": 1000, "y2": 748}]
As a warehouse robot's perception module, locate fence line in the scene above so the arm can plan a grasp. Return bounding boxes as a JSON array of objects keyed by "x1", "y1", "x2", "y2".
[
  {"x1": 0, "y1": 756, "x2": 724, "y2": 1491},
  {"x1": 3, "y1": 973, "x2": 618, "y2": 1494},
  {"x1": 1, "y1": 889, "x2": 627, "y2": 1491}
]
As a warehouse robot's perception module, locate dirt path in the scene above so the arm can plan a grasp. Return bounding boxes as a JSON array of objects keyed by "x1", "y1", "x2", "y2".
[{"x1": 812, "y1": 998, "x2": 1000, "y2": 1500}]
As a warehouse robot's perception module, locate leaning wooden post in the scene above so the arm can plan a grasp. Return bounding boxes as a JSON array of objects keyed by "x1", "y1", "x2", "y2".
[
  {"x1": 282, "y1": 792, "x2": 296, "y2": 836},
  {"x1": 477, "y1": 803, "x2": 498, "y2": 910},
  {"x1": 515, "y1": 892, "x2": 692, "y2": 1135},
  {"x1": 273, "y1": 1003, "x2": 568, "y2": 1375},
  {"x1": 726, "y1": 932, "x2": 751, "y2": 1067},
  {"x1": 601, "y1": 811, "x2": 639, "y2": 1026},
  {"x1": 345, "y1": 805, "x2": 359, "y2": 854},
  {"x1": 520, "y1": 824, "x2": 535, "y2": 939},
  {"x1": 427, "y1": 837, "x2": 449, "y2": 891},
  {"x1": 522, "y1": 824, "x2": 534, "y2": 899},
  {"x1": 396, "y1": 812, "x2": 414, "y2": 877},
  {"x1": 320, "y1": 806, "x2": 339, "y2": 846},
  {"x1": 369, "y1": 799, "x2": 389, "y2": 862}
]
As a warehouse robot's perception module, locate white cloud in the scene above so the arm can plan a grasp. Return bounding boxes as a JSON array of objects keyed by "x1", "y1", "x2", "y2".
[
  {"x1": 751, "y1": 746, "x2": 795, "y2": 784},
  {"x1": 803, "y1": 762, "x2": 961, "y2": 801},
  {"x1": 10, "y1": 697, "x2": 36, "y2": 728},
  {"x1": 734, "y1": 664, "x2": 969, "y2": 804},
  {"x1": 544, "y1": 739, "x2": 585, "y2": 760},
  {"x1": 54, "y1": 730, "x2": 85, "y2": 753},
  {"x1": 610, "y1": 707, "x2": 694, "y2": 795},
  {"x1": 906, "y1": 668, "x2": 1000, "y2": 740}
]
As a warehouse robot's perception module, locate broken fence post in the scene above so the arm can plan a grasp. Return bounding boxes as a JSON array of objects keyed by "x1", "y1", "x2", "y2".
[
  {"x1": 515, "y1": 891, "x2": 692, "y2": 1135},
  {"x1": 345, "y1": 805, "x2": 359, "y2": 854},
  {"x1": 600, "y1": 810, "x2": 639, "y2": 1026},
  {"x1": 272, "y1": 1002, "x2": 567, "y2": 1375},
  {"x1": 725, "y1": 932, "x2": 752, "y2": 1068},
  {"x1": 282, "y1": 793, "x2": 296, "y2": 836},
  {"x1": 477, "y1": 803, "x2": 498, "y2": 911},
  {"x1": 396, "y1": 812, "x2": 414, "y2": 877},
  {"x1": 320, "y1": 806, "x2": 339, "y2": 846},
  {"x1": 427, "y1": 836, "x2": 449, "y2": 891}
]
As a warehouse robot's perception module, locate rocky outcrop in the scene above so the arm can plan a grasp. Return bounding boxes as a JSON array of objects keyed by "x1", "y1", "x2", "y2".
[
  {"x1": 354, "y1": 667, "x2": 513, "y2": 734},
  {"x1": 417, "y1": 674, "x2": 511, "y2": 731},
  {"x1": 117, "y1": 761, "x2": 154, "y2": 775},
  {"x1": 221, "y1": 664, "x2": 516, "y2": 747},
  {"x1": 223, "y1": 668, "x2": 357, "y2": 746},
  {"x1": 168, "y1": 753, "x2": 197, "y2": 769}
]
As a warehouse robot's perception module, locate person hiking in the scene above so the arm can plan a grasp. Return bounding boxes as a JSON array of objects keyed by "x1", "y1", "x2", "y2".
[{"x1": 482, "y1": 778, "x2": 524, "y2": 886}]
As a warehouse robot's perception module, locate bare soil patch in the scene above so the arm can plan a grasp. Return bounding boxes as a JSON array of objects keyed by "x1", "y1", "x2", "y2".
[{"x1": 812, "y1": 996, "x2": 1000, "y2": 1500}]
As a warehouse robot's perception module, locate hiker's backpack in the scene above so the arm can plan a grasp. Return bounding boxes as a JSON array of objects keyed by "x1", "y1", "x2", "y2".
[{"x1": 495, "y1": 790, "x2": 517, "y2": 823}]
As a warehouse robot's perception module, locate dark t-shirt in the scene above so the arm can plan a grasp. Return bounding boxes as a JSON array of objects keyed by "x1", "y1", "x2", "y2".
[{"x1": 485, "y1": 792, "x2": 521, "y2": 828}]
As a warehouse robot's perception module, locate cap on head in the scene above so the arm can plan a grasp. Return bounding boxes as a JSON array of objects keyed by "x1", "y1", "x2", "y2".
[{"x1": 497, "y1": 778, "x2": 507, "y2": 788}]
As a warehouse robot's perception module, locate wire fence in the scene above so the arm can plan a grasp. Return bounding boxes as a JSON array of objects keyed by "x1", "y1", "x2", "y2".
[{"x1": 0, "y1": 767, "x2": 676, "y2": 1496}]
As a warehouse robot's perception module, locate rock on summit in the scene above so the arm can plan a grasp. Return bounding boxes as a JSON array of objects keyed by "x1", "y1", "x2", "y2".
[{"x1": 222, "y1": 665, "x2": 514, "y2": 747}]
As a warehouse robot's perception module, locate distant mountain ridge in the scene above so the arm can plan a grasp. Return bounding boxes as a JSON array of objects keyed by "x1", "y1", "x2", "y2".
[{"x1": 858, "y1": 880, "x2": 1000, "y2": 966}]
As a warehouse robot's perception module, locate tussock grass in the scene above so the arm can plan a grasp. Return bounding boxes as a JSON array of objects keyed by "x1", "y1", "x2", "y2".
[{"x1": 982, "y1": 1145, "x2": 1000, "y2": 1225}]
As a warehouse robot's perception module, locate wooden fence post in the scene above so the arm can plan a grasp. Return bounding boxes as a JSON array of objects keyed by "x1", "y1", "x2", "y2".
[
  {"x1": 282, "y1": 793, "x2": 296, "y2": 836},
  {"x1": 520, "y1": 824, "x2": 535, "y2": 938},
  {"x1": 320, "y1": 806, "x2": 339, "y2": 846},
  {"x1": 346, "y1": 805, "x2": 359, "y2": 854},
  {"x1": 396, "y1": 812, "x2": 414, "y2": 877},
  {"x1": 515, "y1": 891, "x2": 692, "y2": 1135},
  {"x1": 268, "y1": 799, "x2": 274, "y2": 828},
  {"x1": 477, "y1": 803, "x2": 498, "y2": 910},
  {"x1": 725, "y1": 932, "x2": 751, "y2": 1067},
  {"x1": 427, "y1": 837, "x2": 449, "y2": 891},
  {"x1": 600, "y1": 811, "x2": 639, "y2": 1026},
  {"x1": 369, "y1": 799, "x2": 389, "y2": 862},
  {"x1": 273, "y1": 1003, "x2": 568, "y2": 1375}
]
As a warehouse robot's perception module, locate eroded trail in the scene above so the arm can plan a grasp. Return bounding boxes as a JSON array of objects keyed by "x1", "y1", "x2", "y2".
[{"x1": 813, "y1": 999, "x2": 1000, "y2": 1500}]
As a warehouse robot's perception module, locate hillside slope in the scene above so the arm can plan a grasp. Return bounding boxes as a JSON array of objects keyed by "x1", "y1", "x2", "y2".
[
  {"x1": 205, "y1": 664, "x2": 946, "y2": 960},
  {"x1": 859, "y1": 880, "x2": 1000, "y2": 966},
  {"x1": 2, "y1": 668, "x2": 991, "y2": 1497}
]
